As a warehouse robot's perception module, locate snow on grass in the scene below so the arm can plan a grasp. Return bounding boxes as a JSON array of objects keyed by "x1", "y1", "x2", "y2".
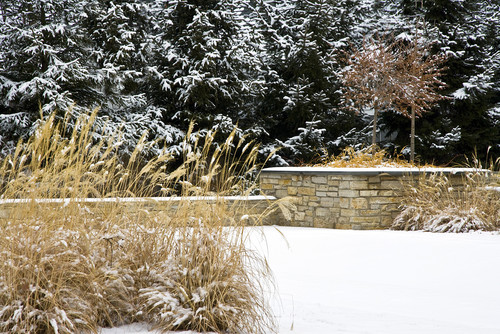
[
  {"x1": 102, "y1": 226, "x2": 500, "y2": 334},
  {"x1": 100, "y1": 323, "x2": 210, "y2": 334}
]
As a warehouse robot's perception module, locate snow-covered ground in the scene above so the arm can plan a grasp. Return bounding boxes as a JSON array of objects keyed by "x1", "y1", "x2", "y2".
[{"x1": 101, "y1": 227, "x2": 500, "y2": 334}]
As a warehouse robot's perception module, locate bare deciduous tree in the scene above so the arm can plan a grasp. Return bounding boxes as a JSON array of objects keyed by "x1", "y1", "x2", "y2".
[
  {"x1": 341, "y1": 36, "x2": 400, "y2": 149},
  {"x1": 392, "y1": 39, "x2": 447, "y2": 162},
  {"x1": 341, "y1": 34, "x2": 446, "y2": 162}
]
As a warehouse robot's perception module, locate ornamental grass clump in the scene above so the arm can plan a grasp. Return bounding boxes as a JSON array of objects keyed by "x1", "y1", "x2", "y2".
[
  {"x1": 315, "y1": 145, "x2": 421, "y2": 168},
  {"x1": 0, "y1": 218, "x2": 109, "y2": 333},
  {"x1": 0, "y1": 108, "x2": 276, "y2": 333},
  {"x1": 392, "y1": 159, "x2": 500, "y2": 232},
  {"x1": 137, "y1": 214, "x2": 273, "y2": 334}
]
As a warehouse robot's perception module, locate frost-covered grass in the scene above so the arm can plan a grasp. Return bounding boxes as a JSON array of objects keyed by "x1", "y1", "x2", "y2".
[
  {"x1": 0, "y1": 109, "x2": 276, "y2": 333},
  {"x1": 0, "y1": 206, "x2": 275, "y2": 334},
  {"x1": 392, "y1": 162, "x2": 500, "y2": 232}
]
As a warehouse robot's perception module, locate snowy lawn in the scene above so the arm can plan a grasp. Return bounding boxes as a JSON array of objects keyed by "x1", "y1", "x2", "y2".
[{"x1": 101, "y1": 227, "x2": 500, "y2": 334}]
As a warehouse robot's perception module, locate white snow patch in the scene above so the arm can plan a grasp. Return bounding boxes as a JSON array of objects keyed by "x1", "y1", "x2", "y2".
[
  {"x1": 102, "y1": 227, "x2": 500, "y2": 334},
  {"x1": 453, "y1": 87, "x2": 468, "y2": 100},
  {"x1": 255, "y1": 227, "x2": 500, "y2": 334}
]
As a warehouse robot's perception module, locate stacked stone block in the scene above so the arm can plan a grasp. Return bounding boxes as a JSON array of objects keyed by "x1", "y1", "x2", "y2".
[{"x1": 260, "y1": 169, "x2": 412, "y2": 229}]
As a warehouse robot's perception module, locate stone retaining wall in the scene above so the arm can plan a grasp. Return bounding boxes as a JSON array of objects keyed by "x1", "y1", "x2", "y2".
[
  {"x1": 2, "y1": 168, "x2": 496, "y2": 230},
  {"x1": 0, "y1": 196, "x2": 282, "y2": 225},
  {"x1": 259, "y1": 167, "x2": 495, "y2": 229}
]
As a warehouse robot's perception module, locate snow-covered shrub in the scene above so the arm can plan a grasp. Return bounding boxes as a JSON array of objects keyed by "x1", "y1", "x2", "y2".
[
  {"x1": 393, "y1": 206, "x2": 496, "y2": 233},
  {"x1": 392, "y1": 169, "x2": 500, "y2": 232},
  {"x1": 327, "y1": 121, "x2": 372, "y2": 153}
]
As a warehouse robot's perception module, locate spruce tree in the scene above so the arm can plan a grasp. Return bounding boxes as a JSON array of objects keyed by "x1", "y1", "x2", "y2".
[
  {"x1": 255, "y1": 0, "x2": 348, "y2": 161},
  {"x1": 0, "y1": 0, "x2": 91, "y2": 153},
  {"x1": 75, "y1": 0, "x2": 182, "y2": 157},
  {"x1": 159, "y1": 0, "x2": 259, "y2": 134}
]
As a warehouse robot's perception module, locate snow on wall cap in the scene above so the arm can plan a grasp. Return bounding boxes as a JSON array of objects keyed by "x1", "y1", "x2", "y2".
[
  {"x1": 0, "y1": 195, "x2": 275, "y2": 205},
  {"x1": 261, "y1": 166, "x2": 491, "y2": 175}
]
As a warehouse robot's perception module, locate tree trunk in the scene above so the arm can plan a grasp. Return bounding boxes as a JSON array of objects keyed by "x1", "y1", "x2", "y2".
[
  {"x1": 40, "y1": 1, "x2": 48, "y2": 72},
  {"x1": 0, "y1": 1, "x2": 5, "y2": 23},
  {"x1": 371, "y1": 106, "x2": 379, "y2": 152},
  {"x1": 40, "y1": 1, "x2": 46, "y2": 25},
  {"x1": 410, "y1": 105, "x2": 415, "y2": 163}
]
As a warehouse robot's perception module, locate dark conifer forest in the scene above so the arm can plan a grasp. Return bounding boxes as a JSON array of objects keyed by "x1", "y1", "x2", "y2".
[{"x1": 1, "y1": 0, "x2": 499, "y2": 165}]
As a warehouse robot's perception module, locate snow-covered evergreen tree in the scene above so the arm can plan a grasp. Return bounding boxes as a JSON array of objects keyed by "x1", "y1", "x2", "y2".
[
  {"x1": 158, "y1": 0, "x2": 261, "y2": 131},
  {"x1": 278, "y1": 119, "x2": 327, "y2": 165},
  {"x1": 76, "y1": 0, "x2": 179, "y2": 158},
  {"x1": 253, "y1": 0, "x2": 365, "y2": 163},
  {"x1": 0, "y1": 0, "x2": 185, "y2": 158},
  {"x1": 0, "y1": 0, "x2": 91, "y2": 153},
  {"x1": 260, "y1": 0, "x2": 336, "y2": 137}
]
